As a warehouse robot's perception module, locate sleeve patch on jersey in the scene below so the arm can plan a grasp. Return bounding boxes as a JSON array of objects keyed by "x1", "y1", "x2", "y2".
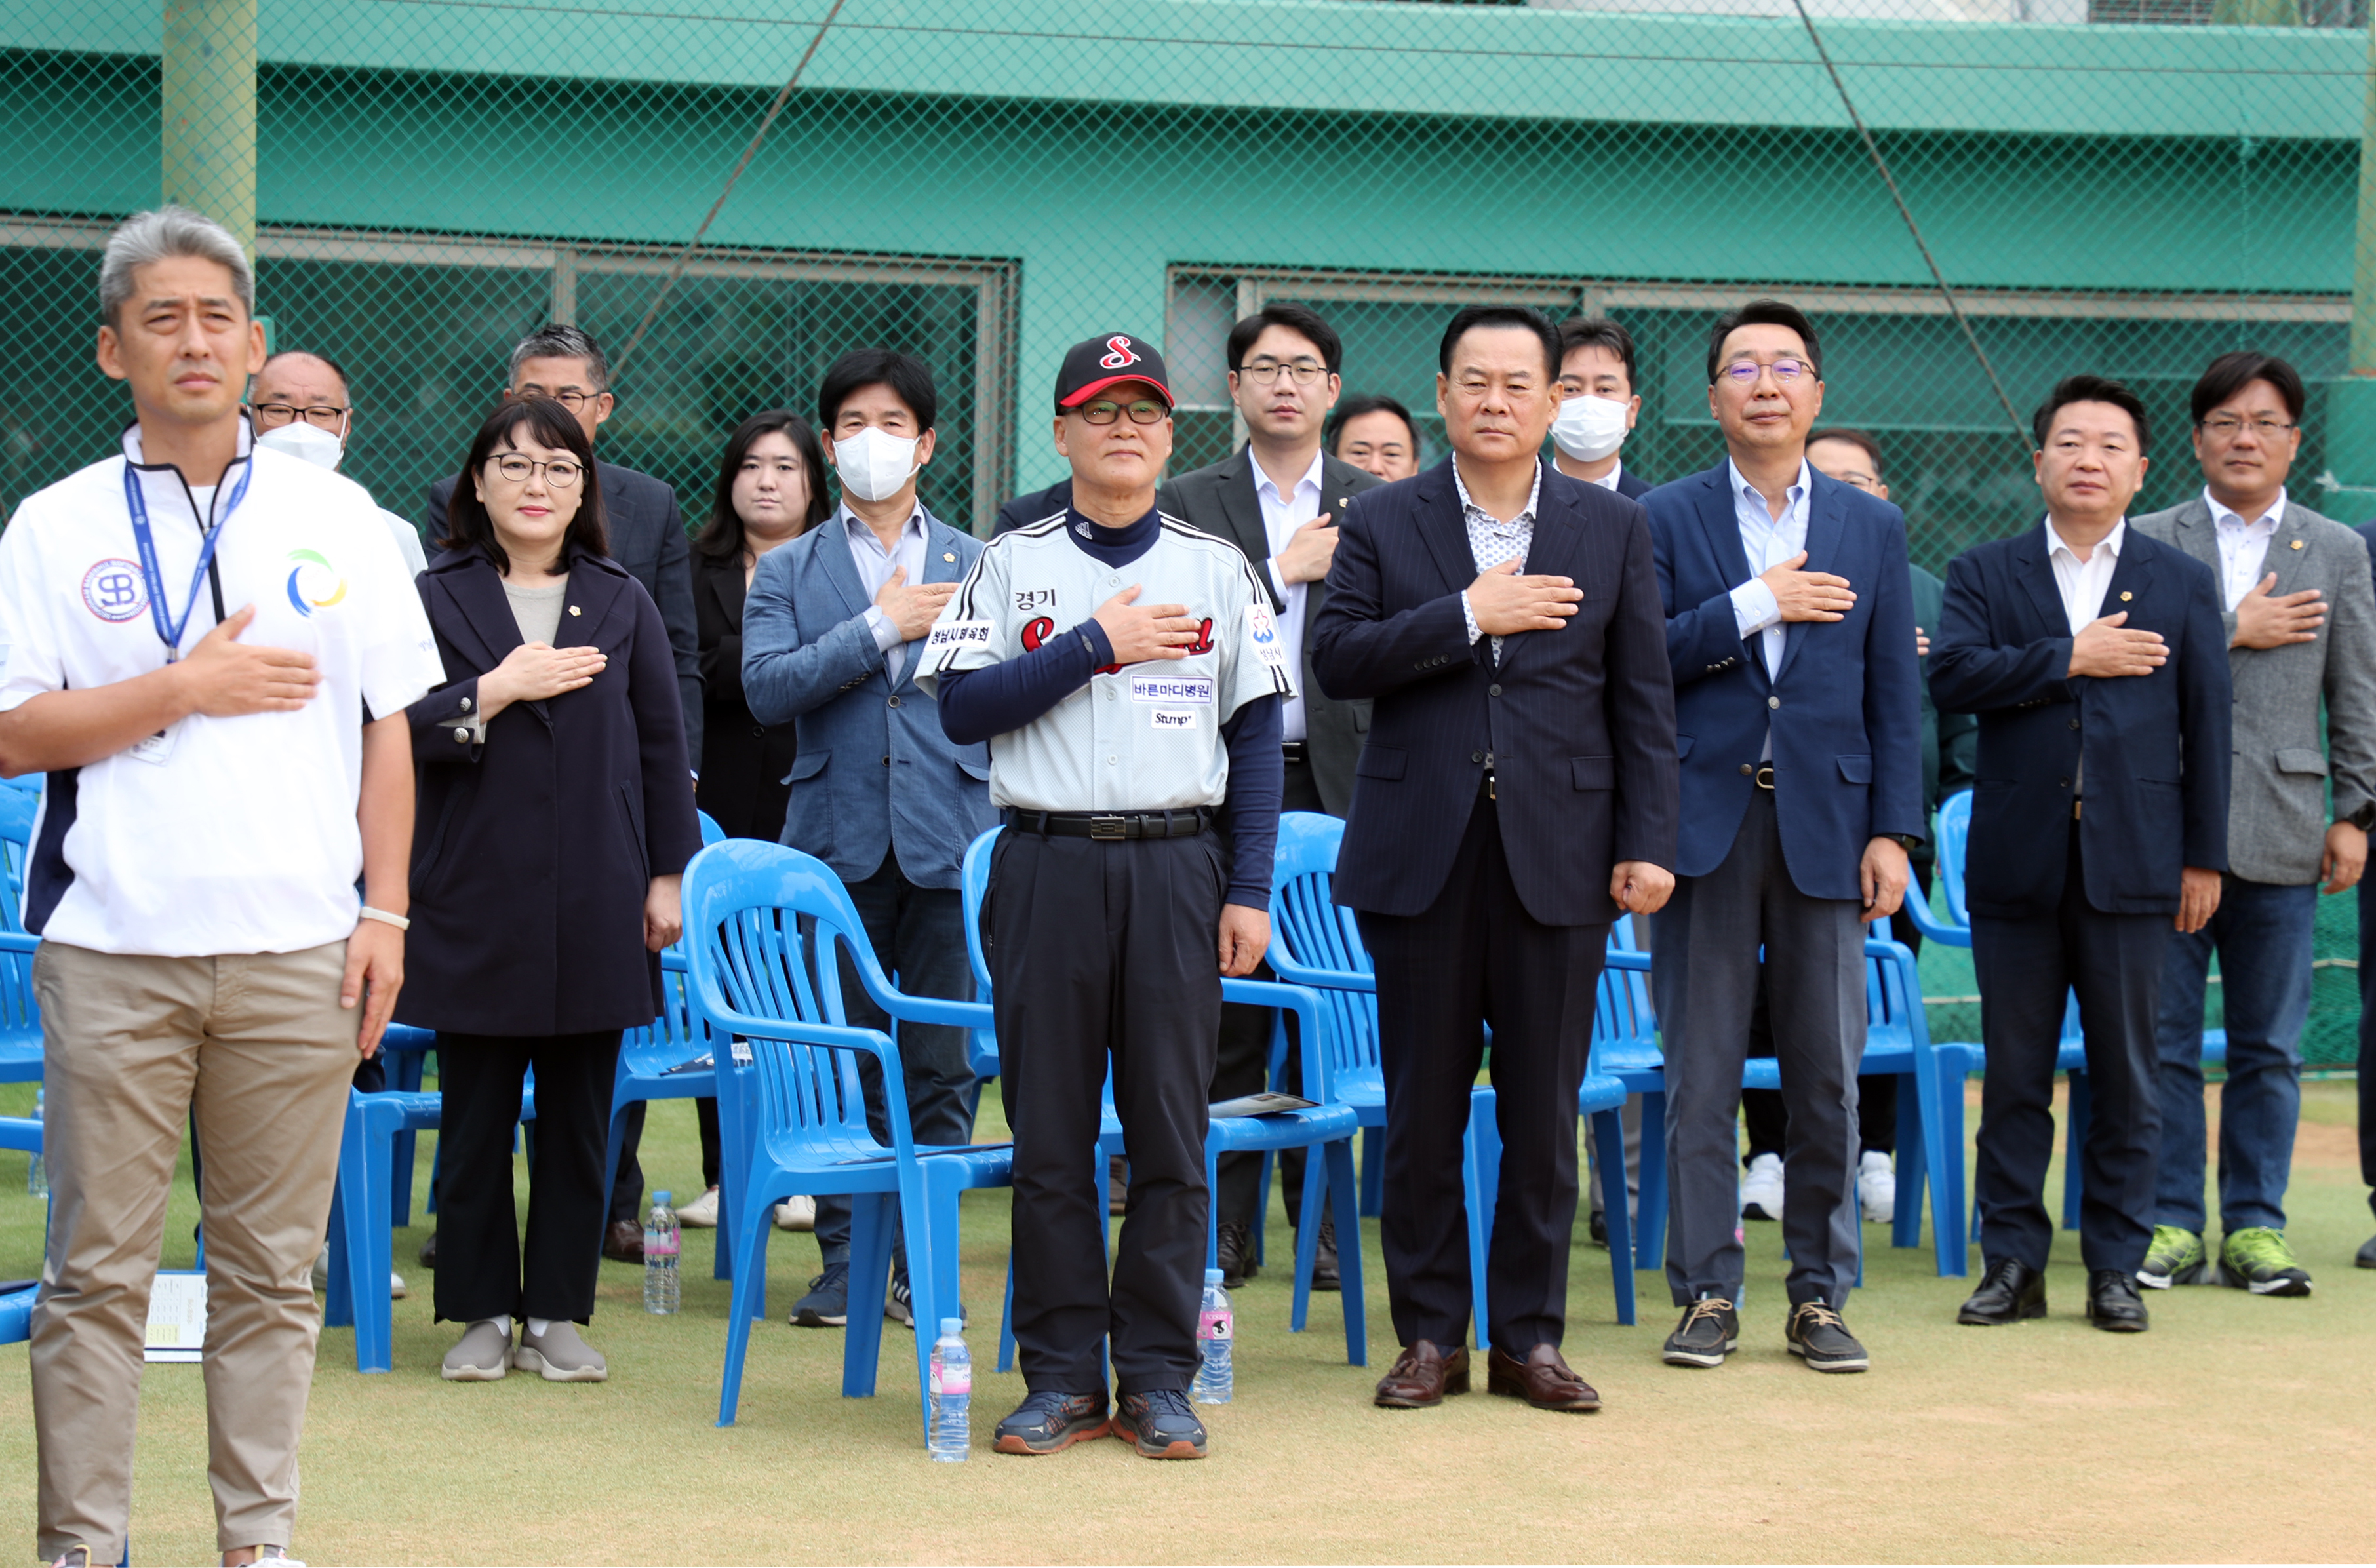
[
  {"x1": 1150, "y1": 709, "x2": 1199, "y2": 730},
  {"x1": 1129, "y1": 673, "x2": 1213, "y2": 705},
  {"x1": 922, "y1": 619, "x2": 996, "y2": 656},
  {"x1": 1246, "y1": 602, "x2": 1289, "y2": 669}
]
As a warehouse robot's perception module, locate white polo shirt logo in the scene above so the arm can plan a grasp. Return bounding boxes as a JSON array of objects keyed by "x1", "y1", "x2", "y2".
[
  {"x1": 81, "y1": 558, "x2": 146, "y2": 622},
  {"x1": 285, "y1": 547, "x2": 347, "y2": 617}
]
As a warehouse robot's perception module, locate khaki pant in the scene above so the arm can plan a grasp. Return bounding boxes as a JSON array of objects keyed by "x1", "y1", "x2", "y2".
[{"x1": 31, "y1": 941, "x2": 359, "y2": 1564}]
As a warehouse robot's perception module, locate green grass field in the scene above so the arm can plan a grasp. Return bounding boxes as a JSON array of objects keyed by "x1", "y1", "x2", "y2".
[{"x1": 0, "y1": 1077, "x2": 2371, "y2": 1564}]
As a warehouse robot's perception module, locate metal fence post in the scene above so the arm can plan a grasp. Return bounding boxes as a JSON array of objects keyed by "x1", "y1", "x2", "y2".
[
  {"x1": 2329, "y1": 19, "x2": 2376, "y2": 522},
  {"x1": 159, "y1": 0, "x2": 257, "y2": 260}
]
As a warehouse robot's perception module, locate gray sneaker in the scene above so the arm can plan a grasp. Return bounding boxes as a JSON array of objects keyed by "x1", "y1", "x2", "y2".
[
  {"x1": 439, "y1": 1318, "x2": 511, "y2": 1381},
  {"x1": 514, "y1": 1320, "x2": 608, "y2": 1382}
]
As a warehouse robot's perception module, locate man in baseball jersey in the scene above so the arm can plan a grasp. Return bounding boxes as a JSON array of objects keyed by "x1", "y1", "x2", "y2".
[{"x1": 917, "y1": 332, "x2": 1288, "y2": 1461}]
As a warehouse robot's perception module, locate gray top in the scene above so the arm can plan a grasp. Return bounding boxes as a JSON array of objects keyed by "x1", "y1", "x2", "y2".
[{"x1": 503, "y1": 578, "x2": 568, "y2": 646}]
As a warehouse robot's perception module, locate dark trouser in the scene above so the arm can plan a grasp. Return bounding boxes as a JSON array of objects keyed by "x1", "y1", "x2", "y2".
[
  {"x1": 2361, "y1": 875, "x2": 2376, "y2": 1215},
  {"x1": 1360, "y1": 790, "x2": 1606, "y2": 1356},
  {"x1": 991, "y1": 825, "x2": 1223, "y2": 1396},
  {"x1": 604, "y1": 1100, "x2": 725, "y2": 1228},
  {"x1": 2152, "y1": 874, "x2": 2316, "y2": 1236},
  {"x1": 1212, "y1": 755, "x2": 1328, "y2": 1231},
  {"x1": 814, "y1": 852, "x2": 980, "y2": 1270},
  {"x1": 434, "y1": 1030, "x2": 622, "y2": 1325},
  {"x1": 1971, "y1": 823, "x2": 2169, "y2": 1275},
  {"x1": 1739, "y1": 861, "x2": 1928, "y2": 1161},
  {"x1": 1652, "y1": 789, "x2": 1865, "y2": 1310}
]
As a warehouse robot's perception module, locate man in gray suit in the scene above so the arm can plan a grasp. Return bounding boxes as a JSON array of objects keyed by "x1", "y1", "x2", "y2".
[
  {"x1": 2131, "y1": 351, "x2": 2376, "y2": 1299},
  {"x1": 1166, "y1": 303, "x2": 1382, "y2": 1291}
]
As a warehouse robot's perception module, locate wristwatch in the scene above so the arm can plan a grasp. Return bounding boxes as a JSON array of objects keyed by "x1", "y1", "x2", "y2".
[
  {"x1": 2347, "y1": 802, "x2": 2376, "y2": 833},
  {"x1": 1883, "y1": 833, "x2": 1924, "y2": 852}
]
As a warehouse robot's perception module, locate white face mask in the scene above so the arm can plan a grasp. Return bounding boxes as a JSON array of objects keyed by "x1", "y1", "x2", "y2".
[
  {"x1": 833, "y1": 426, "x2": 920, "y2": 503},
  {"x1": 254, "y1": 418, "x2": 346, "y2": 472},
  {"x1": 1551, "y1": 393, "x2": 1630, "y2": 464}
]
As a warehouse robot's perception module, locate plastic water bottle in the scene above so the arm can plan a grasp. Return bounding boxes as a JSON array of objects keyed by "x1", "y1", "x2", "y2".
[
  {"x1": 643, "y1": 1190, "x2": 680, "y2": 1314},
  {"x1": 1193, "y1": 1267, "x2": 1233, "y2": 1403},
  {"x1": 928, "y1": 1318, "x2": 970, "y2": 1461},
  {"x1": 26, "y1": 1088, "x2": 44, "y2": 1198}
]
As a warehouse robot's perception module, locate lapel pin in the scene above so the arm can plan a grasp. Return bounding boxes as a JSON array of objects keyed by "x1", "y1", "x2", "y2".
[
  {"x1": 2119, "y1": 591, "x2": 2133, "y2": 602},
  {"x1": 568, "y1": 605, "x2": 582, "y2": 616},
  {"x1": 2291, "y1": 539, "x2": 2305, "y2": 549},
  {"x1": 943, "y1": 551, "x2": 956, "y2": 562}
]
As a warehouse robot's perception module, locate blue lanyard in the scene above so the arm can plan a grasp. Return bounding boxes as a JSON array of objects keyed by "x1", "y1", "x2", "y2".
[{"x1": 122, "y1": 458, "x2": 250, "y2": 661}]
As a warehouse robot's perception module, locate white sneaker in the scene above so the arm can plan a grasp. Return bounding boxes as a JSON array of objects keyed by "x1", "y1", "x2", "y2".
[
  {"x1": 774, "y1": 1195, "x2": 817, "y2": 1232},
  {"x1": 389, "y1": 1271, "x2": 408, "y2": 1300},
  {"x1": 1739, "y1": 1152, "x2": 1785, "y2": 1221},
  {"x1": 676, "y1": 1185, "x2": 722, "y2": 1228},
  {"x1": 1857, "y1": 1150, "x2": 1896, "y2": 1225}
]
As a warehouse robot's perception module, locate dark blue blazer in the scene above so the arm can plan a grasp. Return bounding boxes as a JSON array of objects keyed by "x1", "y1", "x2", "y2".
[
  {"x1": 1614, "y1": 465, "x2": 1653, "y2": 501},
  {"x1": 1645, "y1": 461, "x2": 1924, "y2": 900},
  {"x1": 1928, "y1": 523, "x2": 2230, "y2": 919},
  {"x1": 398, "y1": 543, "x2": 703, "y2": 1035},
  {"x1": 1307, "y1": 459, "x2": 1678, "y2": 924}
]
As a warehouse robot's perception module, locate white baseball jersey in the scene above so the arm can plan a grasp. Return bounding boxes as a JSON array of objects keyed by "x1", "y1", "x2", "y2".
[{"x1": 914, "y1": 510, "x2": 1294, "y2": 812}]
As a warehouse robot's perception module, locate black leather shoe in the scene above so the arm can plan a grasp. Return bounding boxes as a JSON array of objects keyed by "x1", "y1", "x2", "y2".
[
  {"x1": 2357, "y1": 1233, "x2": 2376, "y2": 1270},
  {"x1": 1589, "y1": 1208, "x2": 1608, "y2": 1247},
  {"x1": 416, "y1": 1230, "x2": 437, "y2": 1270},
  {"x1": 1216, "y1": 1220, "x2": 1257, "y2": 1289},
  {"x1": 1957, "y1": 1257, "x2": 2046, "y2": 1325},
  {"x1": 1309, "y1": 1211, "x2": 1341, "y2": 1292},
  {"x1": 2085, "y1": 1269, "x2": 2150, "y2": 1333}
]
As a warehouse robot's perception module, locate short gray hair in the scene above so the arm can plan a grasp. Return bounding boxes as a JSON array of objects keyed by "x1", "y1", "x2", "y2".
[
  {"x1": 507, "y1": 323, "x2": 610, "y2": 392},
  {"x1": 99, "y1": 206, "x2": 254, "y2": 327}
]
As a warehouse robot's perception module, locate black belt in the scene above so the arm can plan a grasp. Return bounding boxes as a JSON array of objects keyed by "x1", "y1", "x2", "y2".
[
  {"x1": 1003, "y1": 807, "x2": 1214, "y2": 841},
  {"x1": 1281, "y1": 740, "x2": 1308, "y2": 765}
]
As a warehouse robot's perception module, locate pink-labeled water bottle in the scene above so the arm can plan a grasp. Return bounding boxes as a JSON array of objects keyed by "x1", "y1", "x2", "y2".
[{"x1": 1194, "y1": 1267, "x2": 1233, "y2": 1404}]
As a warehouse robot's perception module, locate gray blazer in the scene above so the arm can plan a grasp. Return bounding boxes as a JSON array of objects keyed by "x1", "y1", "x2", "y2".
[
  {"x1": 739, "y1": 509, "x2": 995, "y2": 890},
  {"x1": 1166, "y1": 446, "x2": 1383, "y2": 813},
  {"x1": 2131, "y1": 493, "x2": 2376, "y2": 884}
]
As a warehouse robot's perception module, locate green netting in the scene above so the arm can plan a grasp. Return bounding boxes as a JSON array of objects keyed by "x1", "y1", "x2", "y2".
[{"x1": 2, "y1": 0, "x2": 2369, "y2": 1060}]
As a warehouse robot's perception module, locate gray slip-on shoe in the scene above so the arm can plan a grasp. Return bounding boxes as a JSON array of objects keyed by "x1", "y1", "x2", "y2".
[
  {"x1": 514, "y1": 1320, "x2": 608, "y2": 1382},
  {"x1": 440, "y1": 1318, "x2": 511, "y2": 1382}
]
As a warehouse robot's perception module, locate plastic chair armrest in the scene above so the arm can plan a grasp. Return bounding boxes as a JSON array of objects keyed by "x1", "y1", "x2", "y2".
[
  {"x1": 1260, "y1": 951, "x2": 1376, "y2": 994},
  {"x1": 1220, "y1": 977, "x2": 1334, "y2": 1105},
  {"x1": 0, "y1": 933, "x2": 38, "y2": 956}
]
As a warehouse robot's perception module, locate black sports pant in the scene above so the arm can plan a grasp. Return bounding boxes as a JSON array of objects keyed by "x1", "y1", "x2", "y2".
[
  {"x1": 1211, "y1": 756, "x2": 1328, "y2": 1232},
  {"x1": 1359, "y1": 791, "x2": 1606, "y2": 1356},
  {"x1": 433, "y1": 1030, "x2": 622, "y2": 1325},
  {"x1": 2359, "y1": 874, "x2": 2376, "y2": 1215},
  {"x1": 1971, "y1": 823, "x2": 2168, "y2": 1275},
  {"x1": 991, "y1": 824, "x2": 1223, "y2": 1396}
]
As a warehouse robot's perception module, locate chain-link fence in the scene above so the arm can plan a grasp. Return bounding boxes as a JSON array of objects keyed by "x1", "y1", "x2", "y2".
[{"x1": 3, "y1": 0, "x2": 2370, "y2": 1060}]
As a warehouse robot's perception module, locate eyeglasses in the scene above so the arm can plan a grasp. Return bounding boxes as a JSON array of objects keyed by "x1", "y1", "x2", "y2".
[
  {"x1": 1238, "y1": 357, "x2": 1327, "y2": 386},
  {"x1": 1077, "y1": 399, "x2": 1168, "y2": 426},
  {"x1": 251, "y1": 401, "x2": 347, "y2": 431},
  {"x1": 510, "y1": 387, "x2": 601, "y2": 411},
  {"x1": 2198, "y1": 415, "x2": 2296, "y2": 439},
  {"x1": 488, "y1": 454, "x2": 583, "y2": 488},
  {"x1": 1717, "y1": 357, "x2": 1812, "y2": 386}
]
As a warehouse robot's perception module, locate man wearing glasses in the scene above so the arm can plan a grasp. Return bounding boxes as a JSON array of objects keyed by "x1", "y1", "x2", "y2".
[
  {"x1": 1166, "y1": 304, "x2": 1383, "y2": 1293},
  {"x1": 1643, "y1": 300, "x2": 1922, "y2": 1375},
  {"x1": 421, "y1": 323, "x2": 702, "y2": 1268},
  {"x1": 2129, "y1": 351, "x2": 2376, "y2": 1299},
  {"x1": 920, "y1": 333, "x2": 1288, "y2": 1461},
  {"x1": 246, "y1": 351, "x2": 427, "y2": 575}
]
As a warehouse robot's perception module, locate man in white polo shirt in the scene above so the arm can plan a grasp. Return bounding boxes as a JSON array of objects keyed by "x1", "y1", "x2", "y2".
[{"x1": 0, "y1": 207, "x2": 442, "y2": 1568}]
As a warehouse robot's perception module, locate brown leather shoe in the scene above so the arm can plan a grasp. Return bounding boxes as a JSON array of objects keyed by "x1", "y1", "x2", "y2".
[
  {"x1": 1373, "y1": 1340, "x2": 1470, "y2": 1408},
  {"x1": 1486, "y1": 1343, "x2": 1602, "y2": 1411},
  {"x1": 602, "y1": 1219, "x2": 644, "y2": 1264}
]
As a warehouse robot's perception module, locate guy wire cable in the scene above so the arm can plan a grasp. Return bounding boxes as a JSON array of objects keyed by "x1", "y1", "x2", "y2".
[
  {"x1": 610, "y1": 0, "x2": 850, "y2": 380},
  {"x1": 1790, "y1": 0, "x2": 2033, "y2": 452}
]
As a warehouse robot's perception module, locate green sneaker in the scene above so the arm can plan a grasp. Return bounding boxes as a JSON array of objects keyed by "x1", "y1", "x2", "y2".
[
  {"x1": 2137, "y1": 1226, "x2": 2209, "y2": 1289},
  {"x1": 2218, "y1": 1227, "x2": 2313, "y2": 1297}
]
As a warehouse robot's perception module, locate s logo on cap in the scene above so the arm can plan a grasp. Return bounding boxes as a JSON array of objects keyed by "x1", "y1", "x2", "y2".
[{"x1": 1099, "y1": 336, "x2": 1142, "y2": 370}]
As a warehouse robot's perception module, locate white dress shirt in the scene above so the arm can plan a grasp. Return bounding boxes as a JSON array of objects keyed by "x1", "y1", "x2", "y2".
[
  {"x1": 1587, "y1": 458, "x2": 1627, "y2": 493},
  {"x1": 1723, "y1": 460, "x2": 1812, "y2": 759},
  {"x1": 2046, "y1": 515, "x2": 2124, "y2": 800},
  {"x1": 1452, "y1": 457, "x2": 1543, "y2": 665},
  {"x1": 2206, "y1": 484, "x2": 2286, "y2": 613},
  {"x1": 1252, "y1": 448, "x2": 1324, "y2": 742},
  {"x1": 846, "y1": 502, "x2": 929, "y2": 683}
]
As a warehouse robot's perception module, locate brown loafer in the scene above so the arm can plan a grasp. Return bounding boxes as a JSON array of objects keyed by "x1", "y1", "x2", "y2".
[
  {"x1": 1486, "y1": 1343, "x2": 1602, "y2": 1411},
  {"x1": 1373, "y1": 1339, "x2": 1470, "y2": 1408},
  {"x1": 601, "y1": 1219, "x2": 644, "y2": 1264}
]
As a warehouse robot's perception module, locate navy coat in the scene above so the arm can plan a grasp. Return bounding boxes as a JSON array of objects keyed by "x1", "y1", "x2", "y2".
[
  {"x1": 397, "y1": 543, "x2": 703, "y2": 1035},
  {"x1": 1645, "y1": 461, "x2": 1924, "y2": 901},
  {"x1": 1307, "y1": 458, "x2": 1678, "y2": 924},
  {"x1": 1929, "y1": 522, "x2": 2230, "y2": 920}
]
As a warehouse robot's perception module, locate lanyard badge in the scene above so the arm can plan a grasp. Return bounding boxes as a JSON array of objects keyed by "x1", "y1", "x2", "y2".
[{"x1": 122, "y1": 459, "x2": 250, "y2": 661}]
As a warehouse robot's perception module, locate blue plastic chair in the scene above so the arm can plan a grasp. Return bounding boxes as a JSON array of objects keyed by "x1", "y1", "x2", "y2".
[
  {"x1": 686, "y1": 839, "x2": 1011, "y2": 1439},
  {"x1": 1260, "y1": 812, "x2": 1637, "y2": 1330},
  {"x1": 959, "y1": 827, "x2": 1366, "y2": 1363},
  {"x1": 0, "y1": 786, "x2": 45, "y2": 1088}
]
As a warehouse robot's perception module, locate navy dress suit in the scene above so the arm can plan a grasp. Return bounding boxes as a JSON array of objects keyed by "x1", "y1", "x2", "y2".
[
  {"x1": 1309, "y1": 459, "x2": 1677, "y2": 1354},
  {"x1": 1614, "y1": 466, "x2": 1653, "y2": 501},
  {"x1": 2362, "y1": 523, "x2": 2376, "y2": 1213},
  {"x1": 1643, "y1": 461, "x2": 1922, "y2": 1312},
  {"x1": 1930, "y1": 522, "x2": 2230, "y2": 1276}
]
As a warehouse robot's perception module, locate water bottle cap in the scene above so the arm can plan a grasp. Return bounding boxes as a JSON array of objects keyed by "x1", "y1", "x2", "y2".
[
  {"x1": 654, "y1": 1191, "x2": 671, "y2": 1205},
  {"x1": 940, "y1": 1317, "x2": 963, "y2": 1335},
  {"x1": 1204, "y1": 1268, "x2": 1224, "y2": 1284}
]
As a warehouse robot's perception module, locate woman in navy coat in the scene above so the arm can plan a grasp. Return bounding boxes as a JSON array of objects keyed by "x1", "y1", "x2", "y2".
[{"x1": 397, "y1": 395, "x2": 702, "y2": 1384}]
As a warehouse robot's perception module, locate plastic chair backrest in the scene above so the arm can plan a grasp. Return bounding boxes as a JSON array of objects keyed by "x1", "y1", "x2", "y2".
[
  {"x1": 1263, "y1": 812, "x2": 1375, "y2": 1101},
  {"x1": 1935, "y1": 789, "x2": 1972, "y2": 930},
  {"x1": 684, "y1": 840, "x2": 893, "y2": 1162},
  {"x1": 0, "y1": 785, "x2": 37, "y2": 933},
  {"x1": 957, "y1": 827, "x2": 1001, "y2": 1079}
]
